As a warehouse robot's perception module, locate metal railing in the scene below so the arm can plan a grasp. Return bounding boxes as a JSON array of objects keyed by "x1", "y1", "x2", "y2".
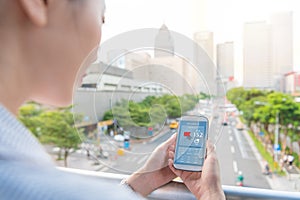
[{"x1": 59, "y1": 167, "x2": 300, "y2": 200}]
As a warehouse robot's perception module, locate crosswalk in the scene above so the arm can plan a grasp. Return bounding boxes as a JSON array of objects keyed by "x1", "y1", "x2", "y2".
[
  {"x1": 101, "y1": 143, "x2": 120, "y2": 152},
  {"x1": 94, "y1": 153, "x2": 151, "y2": 173},
  {"x1": 91, "y1": 149, "x2": 150, "y2": 172},
  {"x1": 96, "y1": 165, "x2": 110, "y2": 172},
  {"x1": 75, "y1": 141, "x2": 153, "y2": 173}
]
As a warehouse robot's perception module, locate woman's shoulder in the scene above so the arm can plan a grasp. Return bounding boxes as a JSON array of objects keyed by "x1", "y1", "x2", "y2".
[{"x1": 0, "y1": 161, "x2": 143, "y2": 200}]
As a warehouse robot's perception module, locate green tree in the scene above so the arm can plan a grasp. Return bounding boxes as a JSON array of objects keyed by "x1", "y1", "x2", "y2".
[
  {"x1": 18, "y1": 102, "x2": 44, "y2": 138},
  {"x1": 199, "y1": 92, "x2": 210, "y2": 99},
  {"x1": 180, "y1": 94, "x2": 198, "y2": 113},
  {"x1": 226, "y1": 87, "x2": 247, "y2": 109},
  {"x1": 227, "y1": 87, "x2": 300, "y2": 168},
  {"x1": 102, "y1": 94, "x2": 199, "y2": 129},
  {"x1": 227, "y1": 87, "x2": 268, "y2": 110},
  {"x1": 19, "y1": 103, "x2": 84, "y2": 167},
  {"x1": 265, "y1": 92, "x2": 300, "y2": 150},
  {"x1": 39, "y1": 107, "x2": 84, "y2": 167}
]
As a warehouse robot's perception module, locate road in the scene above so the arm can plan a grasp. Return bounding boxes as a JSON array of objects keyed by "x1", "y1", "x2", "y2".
[
  {"x1": 216, "y1": 116, "x2": 270, "y2": 188},
  {"x1": 92, "y1": 115, "x2": 271, "y2": 188},
  {"x1": 95, "y1": 130, "x2": 174, "y2": 174},
  {"x1": 61, "y1": 101, "x2": 271, "y2": 189}
]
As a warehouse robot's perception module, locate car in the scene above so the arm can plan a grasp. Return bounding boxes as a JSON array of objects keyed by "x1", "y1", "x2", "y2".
[
  {"x1": 222, "y1": 121, "x2": 228, "y2": 126},
  {"x1": 236, "y1": 122, "x2": 244, "y2": 130},
  {"x1": 213, "y1": 113, "x2": 219, "y2": 119},
  {"x1": 169, "y1": 121, "x2": 179, "y2": 129},
  {"x1": 221, "y1": 113, "x2": 229, "y2": 126},
  {"x1": 113, "y1": 134, "x2": 125, "y2": 142}
]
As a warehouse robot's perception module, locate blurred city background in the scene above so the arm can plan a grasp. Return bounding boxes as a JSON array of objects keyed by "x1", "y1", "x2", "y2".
[{"x1": 18, "y1": 0, "x2": 300, "y2": 196}]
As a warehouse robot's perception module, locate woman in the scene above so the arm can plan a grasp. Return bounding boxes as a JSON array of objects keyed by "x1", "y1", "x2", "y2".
[{"x1": 0, "y1": 0, "x2": 225, "y2": 199}]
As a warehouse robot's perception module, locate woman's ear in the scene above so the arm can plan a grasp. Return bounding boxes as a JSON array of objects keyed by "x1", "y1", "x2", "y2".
[{"x1": 19, "y1": 0, "x2": 47, "y2": 26}]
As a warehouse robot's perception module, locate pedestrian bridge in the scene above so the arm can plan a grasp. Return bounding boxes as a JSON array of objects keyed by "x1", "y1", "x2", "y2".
[{"x1": 59, "y1": 167, "x2": 300, "y2": 200}]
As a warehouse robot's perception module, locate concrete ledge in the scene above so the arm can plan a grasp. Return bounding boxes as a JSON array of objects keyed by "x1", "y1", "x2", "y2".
[{"x1": 58, "y1": 167, "x2": 300, "y2": 200}]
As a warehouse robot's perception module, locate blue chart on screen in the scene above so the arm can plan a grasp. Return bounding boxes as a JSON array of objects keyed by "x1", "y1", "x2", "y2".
[{"x1": 175, "y1": 121, "x2": 207, "y2": 165}]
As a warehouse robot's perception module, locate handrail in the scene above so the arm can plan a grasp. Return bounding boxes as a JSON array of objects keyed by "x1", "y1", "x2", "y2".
[{"x1": 58, "y1": 167, "x2": 300, "y2": 200}]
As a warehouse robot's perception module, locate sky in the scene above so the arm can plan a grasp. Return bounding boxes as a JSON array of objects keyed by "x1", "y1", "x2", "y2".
[{"x1": 101, "y1": 0, "x2": 300, "y2": 83}]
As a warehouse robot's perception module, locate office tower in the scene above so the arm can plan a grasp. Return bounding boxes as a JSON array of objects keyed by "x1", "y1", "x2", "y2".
[
  {"x1": 270, "y1": 11, "x2": 293, "y2": 75},
  {"x1": 217, "y1": 42, "x2": 234, "y2": 79},
  {"x1": 194, "y1": 31, "x2": 214, "y2": 60},
  {"x1": 154, "y1": 24, "x2": 174, "y2": 57},
  {"x1": 217, "y1": 42, "x2": 234, "y2": 93},
  {"x1": 124, "y1": 25, "x2": 201, "y2": 95},
  {"x1": 193, "y1": 31, "x2": 216, "y2": 95},
  {"x1": 243, "y1": 21, "x2": 273, "y2": 89},
  {"x1": 243, "y1": 12, "x2": 294, "y2": 90}
]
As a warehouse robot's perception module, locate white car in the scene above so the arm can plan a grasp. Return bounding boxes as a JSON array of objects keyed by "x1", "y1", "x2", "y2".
[{"x1": 114, "y1": 134, "x2": 125, "y2": 142}]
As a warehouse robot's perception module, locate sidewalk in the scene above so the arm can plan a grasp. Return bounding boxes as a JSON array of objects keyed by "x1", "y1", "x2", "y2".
[
  {"x1": 52, "y1": 151, "x2": 111, "y2": 172},
  {"x1": 282, "y1": 163, "x2": 300, "y2": 181},
  {"x1": 240, "y1": 122, "x2": 300, "y2": 192},
  {"x1": 50, "y1": 126, "x2": 172, "y2": 172}
]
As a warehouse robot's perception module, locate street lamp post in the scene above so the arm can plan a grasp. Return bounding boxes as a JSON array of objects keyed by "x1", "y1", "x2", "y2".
[
  {"x1": 274, "y1": 111, "x2": 279, "y2": 163},
  {"x1": 254, "y1": 101, "x2": 281, "y2": 163}
]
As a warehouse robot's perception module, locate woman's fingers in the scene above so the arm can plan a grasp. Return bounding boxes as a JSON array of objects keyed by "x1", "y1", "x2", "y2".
[
  {"x1": 168, "y1": 144, "x2": 175, "y2": 153},
  {"x1": 168, "y1": 159, "x2": 178, "y2": 174},
  {"x1": 158, "y1": 133, "x2": 177, "y2": 152},
  {"x1": 169, "y1": 150, "x2": 175, "y2": 159},
  {"x1": 165, "y1": 133, "x2": 177, "y2": 145}
]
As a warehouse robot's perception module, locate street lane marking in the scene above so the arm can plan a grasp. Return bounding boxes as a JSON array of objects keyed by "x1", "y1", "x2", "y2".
[
  {"x1": 231, "y1": 146, "x2": 235, "y2": 153},
  {"x1": 101, "y1": 166, "x2": 109, "y2": 172},
  {"x1": 233, "y1": 128, "x2": 249, "y2": 158},
  {"x1": 229, "y1": 136, "x2": 233, "y2": 141},
  {"x1": 137, "y1": 156, "x2": 149, "y2": 164},
  {"x1": 233, "y1": 160, "x2": 238, "y2": 173},
  {"x1": 96, "y1": 166, "x2": 109, "y2": 172},
  {"x1": 129, "y1": 156, "x2": 138, "y2": 162}
]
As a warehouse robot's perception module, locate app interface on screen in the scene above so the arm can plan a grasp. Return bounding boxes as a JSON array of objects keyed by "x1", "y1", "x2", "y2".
[{"x1": 175, "y1": 120, "x2": 207, "y2": 166}]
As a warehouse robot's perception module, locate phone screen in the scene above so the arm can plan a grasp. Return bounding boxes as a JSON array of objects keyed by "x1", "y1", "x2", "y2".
[{"x1": 174, "y1": 120, "x2": 207, "y2": 166}]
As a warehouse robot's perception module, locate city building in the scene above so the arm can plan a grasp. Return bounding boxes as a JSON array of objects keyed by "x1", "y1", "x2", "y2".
[
  {"x1": 284, "y1": 71, "x2": 300, "y2": 96},
  {"x1": 125, "y1": 25, "x2": 204, "y2": 95},
  {"x1": 216, "y1": 42, "x2": 235, "y2": 93},
  {"x1": 243, "y1": 12, "x2": 294, "y2": 90},
  {"x1": 107, "y1": 49, "x2": 127, "y2": 69},
  {"x1": 193, "y1": 31, "x2": 216, "y2": 95},
  {"x1": 154, "y1": 24, "x2": 174, "y2": 57},
  {"x1": 243, "y1": 21, "x2": 273, "y2": 89},
  {"x1": 270, "y1": 11, "x2": 293, "y2": 75},
  {"x1": 194, "y1": 31, "x2": 214, "y2": 60},
  {"x1": 74, "y1": 62, "x2": 167, "y2": 123}
]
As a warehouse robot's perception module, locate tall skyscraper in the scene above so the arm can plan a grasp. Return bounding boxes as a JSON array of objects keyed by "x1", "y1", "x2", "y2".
[
  {"x1": 193, "y1": 31, "x2": 216, "y2": 95},
  {"x1": 217, "y1": 42, "x2": 234, "y2": 79},
  {"x1": 243, "y1": 21, "x2": 273, "y2": 89},
  {"x1": 270, "y1": 11, "x2": 293, "y2": 75},
  {"x1": 125, "y1": 24, "x2": 202, "y2": 95},
  {"x1": 194, "y1": 31, "x2": 214, "y2": 60},
  {"x1": 243, "y1": 12, "x2": 294, "y2": 90},
  {"x1": 216, "y1": 42, "x2": 234, "y2": 93},
  {"x1": 154, "y1": 24, "x2": 174, "y2": 57}
]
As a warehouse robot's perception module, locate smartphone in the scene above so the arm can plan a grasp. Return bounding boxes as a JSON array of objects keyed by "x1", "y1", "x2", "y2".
[{"x1": 173, "y1": 115, "x2": 209, "y2": 171}]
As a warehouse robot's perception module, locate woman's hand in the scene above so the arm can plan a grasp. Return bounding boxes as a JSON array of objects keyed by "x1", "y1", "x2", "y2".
[
  {"x1": 168, "y1": 139, "x2": 225, "y2": 200},
  {"x1": 127, "y1": 133, "x2": 177, "y2": 196}
]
